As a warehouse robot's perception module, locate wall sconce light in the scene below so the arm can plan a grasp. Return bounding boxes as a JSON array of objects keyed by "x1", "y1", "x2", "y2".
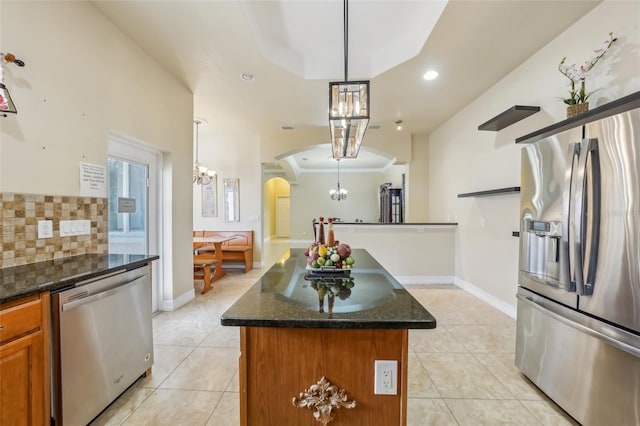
[
  {"x1": 0, "y1": 52, "x2": 25, "y2": 117},
  {"x1": 395, "y1": 120, "x2": 403, "y2": 131}
]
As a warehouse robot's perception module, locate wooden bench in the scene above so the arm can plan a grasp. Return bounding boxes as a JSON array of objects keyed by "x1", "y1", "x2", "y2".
[
  {"x1": 193, "y1": 230, "x2": 254, "y2": 273},
  {"x1": 193, "y1": 255, "x2": 217, "y2": 294}
]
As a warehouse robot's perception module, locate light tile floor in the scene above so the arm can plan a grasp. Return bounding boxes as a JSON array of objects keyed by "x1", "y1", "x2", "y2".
[{"x1": 91, "y1": 240, "x2": 578, "y2": 426}]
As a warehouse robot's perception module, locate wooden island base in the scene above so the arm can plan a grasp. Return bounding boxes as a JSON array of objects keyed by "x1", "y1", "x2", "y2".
[{"x1": 239, "y1": 326, "x2": 409, "y2": 426}]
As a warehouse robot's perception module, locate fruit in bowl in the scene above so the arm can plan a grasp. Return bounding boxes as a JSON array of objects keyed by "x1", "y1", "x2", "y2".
[{"x1": 305, "y1": 242, "x2": 354, "y2": 269}]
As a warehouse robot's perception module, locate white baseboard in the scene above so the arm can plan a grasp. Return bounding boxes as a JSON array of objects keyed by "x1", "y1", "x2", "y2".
[
  {"x1": 454, "y1": 277, "x2": 517, "y2": 319},
  {"x1": 159, "y1": 288, "x2": 195, "y2": 312},
  {"x1": 288, "y1": 239, "x2": 311, "y2": 247},
  {"x1": 395, "y1": 275, "x2": 455, "y2": 285}
]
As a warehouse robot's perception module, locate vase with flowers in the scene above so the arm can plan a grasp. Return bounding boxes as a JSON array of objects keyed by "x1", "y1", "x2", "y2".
[{"x1": 558, "y1": 32, "x2": 617, "y2": 118}]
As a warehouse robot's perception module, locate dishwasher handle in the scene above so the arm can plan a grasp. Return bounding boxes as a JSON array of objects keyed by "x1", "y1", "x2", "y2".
[
  {"x1": 71, "y1": 268, "x2": 128, "y2": 287},
  {"x1": 61, "y1": 274, "x2": 148, "y2": 312}
]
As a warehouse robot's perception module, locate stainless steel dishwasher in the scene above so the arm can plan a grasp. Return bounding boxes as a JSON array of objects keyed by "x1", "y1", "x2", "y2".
[{"x1": 51, "y1": 264, "x2": 154, "y2": 426}]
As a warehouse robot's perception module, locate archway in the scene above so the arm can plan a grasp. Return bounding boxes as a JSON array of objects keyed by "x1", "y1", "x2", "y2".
[{"x1": 263, "y1": 177, "x2": 291, "y2": 240}]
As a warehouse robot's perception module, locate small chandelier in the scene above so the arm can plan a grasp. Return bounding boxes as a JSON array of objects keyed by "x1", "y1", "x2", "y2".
[
  {"x1": 0, "y1": 52, "x2": 25, "y2": 117},
  {"x1": 329, "y1": 0, "x2": 370, "y2": 159},
  {"x1": 329, "y1": 159, "x2": 348, "y2": 201},
  {"x1": 193, "y1": 119, "x2": 215, "y2": 185}
]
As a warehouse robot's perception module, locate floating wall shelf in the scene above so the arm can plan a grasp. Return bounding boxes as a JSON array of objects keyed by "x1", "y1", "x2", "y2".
[
  {"x1": 457, "y1": 187, "x2": 521, "y2": 198},
  {"x1": 516, "y1": 91, "x2": 640, "y2": 144},
  {"x1": 478, "y1": 105, "x2": 540, "y2": 131}
]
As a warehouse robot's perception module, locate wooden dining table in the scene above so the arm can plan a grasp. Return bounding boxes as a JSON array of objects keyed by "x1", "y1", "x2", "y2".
[{"x1": 193, "y1": 236, "x2": 234, "y2": 283}]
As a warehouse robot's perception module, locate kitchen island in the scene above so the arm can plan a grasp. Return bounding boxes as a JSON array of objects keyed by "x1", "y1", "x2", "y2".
[{"x1": 222, "y1": 249, "x2": 435, "y2": 425}]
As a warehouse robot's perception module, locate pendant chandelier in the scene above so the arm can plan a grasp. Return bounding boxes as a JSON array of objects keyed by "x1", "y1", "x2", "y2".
[
  {"x1": 0, "y1": 52, "x2": 25, "y2": 117},
  {"x1": 329, "y1": 159, "x2": 348, "y2": 201},
  {"x1": 329, "y1": 0, "x2": 370, "y2": 159},
  {"x1": 193, "y1": 119, "x2": 216, "y2": 186}
]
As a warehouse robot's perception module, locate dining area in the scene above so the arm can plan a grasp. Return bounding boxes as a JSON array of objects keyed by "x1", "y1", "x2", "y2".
[{"x1": 193, "y1": 230, "x2": 255, "y2": 293}]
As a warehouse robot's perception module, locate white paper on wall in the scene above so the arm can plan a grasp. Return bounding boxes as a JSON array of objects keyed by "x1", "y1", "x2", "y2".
[{"x1": 79, "y1": 162, "x2": 107, "y2": 197}]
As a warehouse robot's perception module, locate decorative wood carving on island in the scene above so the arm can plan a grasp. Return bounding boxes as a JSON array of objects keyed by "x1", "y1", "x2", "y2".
[{"x1": 292, "y1": 376, "x2": 356, "y2": 425}]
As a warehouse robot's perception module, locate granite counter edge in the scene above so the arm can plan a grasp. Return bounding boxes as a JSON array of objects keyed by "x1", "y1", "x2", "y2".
[
  {"x1": 221, "y1": 317, "x2": 437, "y2": 330},
  {"x1": 0, "y1": 254, "x2": 159, "y2": 305}
]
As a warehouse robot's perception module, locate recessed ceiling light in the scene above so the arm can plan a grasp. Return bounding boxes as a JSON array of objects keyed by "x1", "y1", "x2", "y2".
[
  {"x1": 423, "y1": 70, "x2": 439, "y2": 81},
  {"x1": 240, "y1": 72, "x2": 255, "y2": 82}
]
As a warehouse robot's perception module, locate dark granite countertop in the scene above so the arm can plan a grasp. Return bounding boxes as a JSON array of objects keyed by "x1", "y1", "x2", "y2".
[
  {"x1": 221, "y1": 249, "x2": 436, "y2": 329},
  {"x1": 0, "y1": 253, "x2": 159, "y2": 304}
]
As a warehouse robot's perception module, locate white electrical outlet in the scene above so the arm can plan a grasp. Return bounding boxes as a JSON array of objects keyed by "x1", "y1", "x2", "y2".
[
  {"x1": 374, "y1": 360, "x2": 398, "y2": 395},
  {"x1": 37, "y1": 220, "x2": 53, "y2": 239}
]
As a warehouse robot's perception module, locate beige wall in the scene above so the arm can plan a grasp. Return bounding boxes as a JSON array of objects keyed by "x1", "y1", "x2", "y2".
[
  {"x1": 0, "y1": 1, "x2": 194, "y2": 308},
  {"x1": 289, "y1": 167, "x2": 410, "y2": 240},
  {"x1": 407, "y1": 133, "x2": 429, "y2": 222},
  {"x1": 425, "y1": 0, "x2": 640, "y2": 309},
  {"x1": 262, "y1": 154, "x2": 409, "y2": 242},
  {"x1": 192, "y1": 128, "x2": 265, "y2": 263}
]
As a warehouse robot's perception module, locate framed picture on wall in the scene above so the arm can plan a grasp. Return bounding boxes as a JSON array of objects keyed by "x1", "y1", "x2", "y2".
[
  {"x1": 224, "y1": 178, "x2": 240, "y2": 222},
  {"x1": 202, "y1": 176, "x2": 218, "y2": 217}
]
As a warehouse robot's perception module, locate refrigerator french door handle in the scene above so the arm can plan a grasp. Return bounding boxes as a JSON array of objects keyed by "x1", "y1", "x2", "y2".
[
  {"x1": 584, "y1": 138, "x2": 601, "y2": 295},
  {"x1": 564, "y1": 143, "x2": 581, "y2": 291},
  {"x1": 573, "y1": 138, "x2": 597, "y2": 295}
]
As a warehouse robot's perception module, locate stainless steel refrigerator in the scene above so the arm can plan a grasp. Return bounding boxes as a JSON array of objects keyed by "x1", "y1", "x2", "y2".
[{"x1": 516, "y1": 94, "x2": 640, "y2": 425}]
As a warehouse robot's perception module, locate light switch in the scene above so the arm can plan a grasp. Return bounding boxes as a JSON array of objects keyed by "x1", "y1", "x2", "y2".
[{"x1": 60, "y1": 220, "x2": 91, "y2": 236}]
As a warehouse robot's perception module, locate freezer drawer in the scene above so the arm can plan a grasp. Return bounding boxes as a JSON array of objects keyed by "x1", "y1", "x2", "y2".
[{"x1": 516, "y1": 287, "x2": 639, "y2": 426}]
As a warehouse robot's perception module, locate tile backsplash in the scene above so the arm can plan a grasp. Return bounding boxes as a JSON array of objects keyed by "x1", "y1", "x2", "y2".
[{"x1": 0, "y1": 192, "x2": 108, "y2": 268}]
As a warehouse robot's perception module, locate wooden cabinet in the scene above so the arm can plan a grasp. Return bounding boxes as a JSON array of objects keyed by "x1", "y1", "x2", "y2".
[
  {"x1": 240, "y1": 327, "x2": 408, "y2": 425},
  {"x1": 0, "y1": 293, "x2": 50, "y2": 426}
]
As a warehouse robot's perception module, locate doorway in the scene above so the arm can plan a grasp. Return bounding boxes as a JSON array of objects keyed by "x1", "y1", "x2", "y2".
[
  {"x1": 108, "y1": 157, "x2": 148, "y2": 253},
  {"x1": 276, "y1": 195, "x2": 290, "y2": 238},
  {"x1": 263, "y1": 177, "x2": 290, "y2": 240},
  {"x1": 108, "y1": 135, "x2": 162, "y2": 312}
]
